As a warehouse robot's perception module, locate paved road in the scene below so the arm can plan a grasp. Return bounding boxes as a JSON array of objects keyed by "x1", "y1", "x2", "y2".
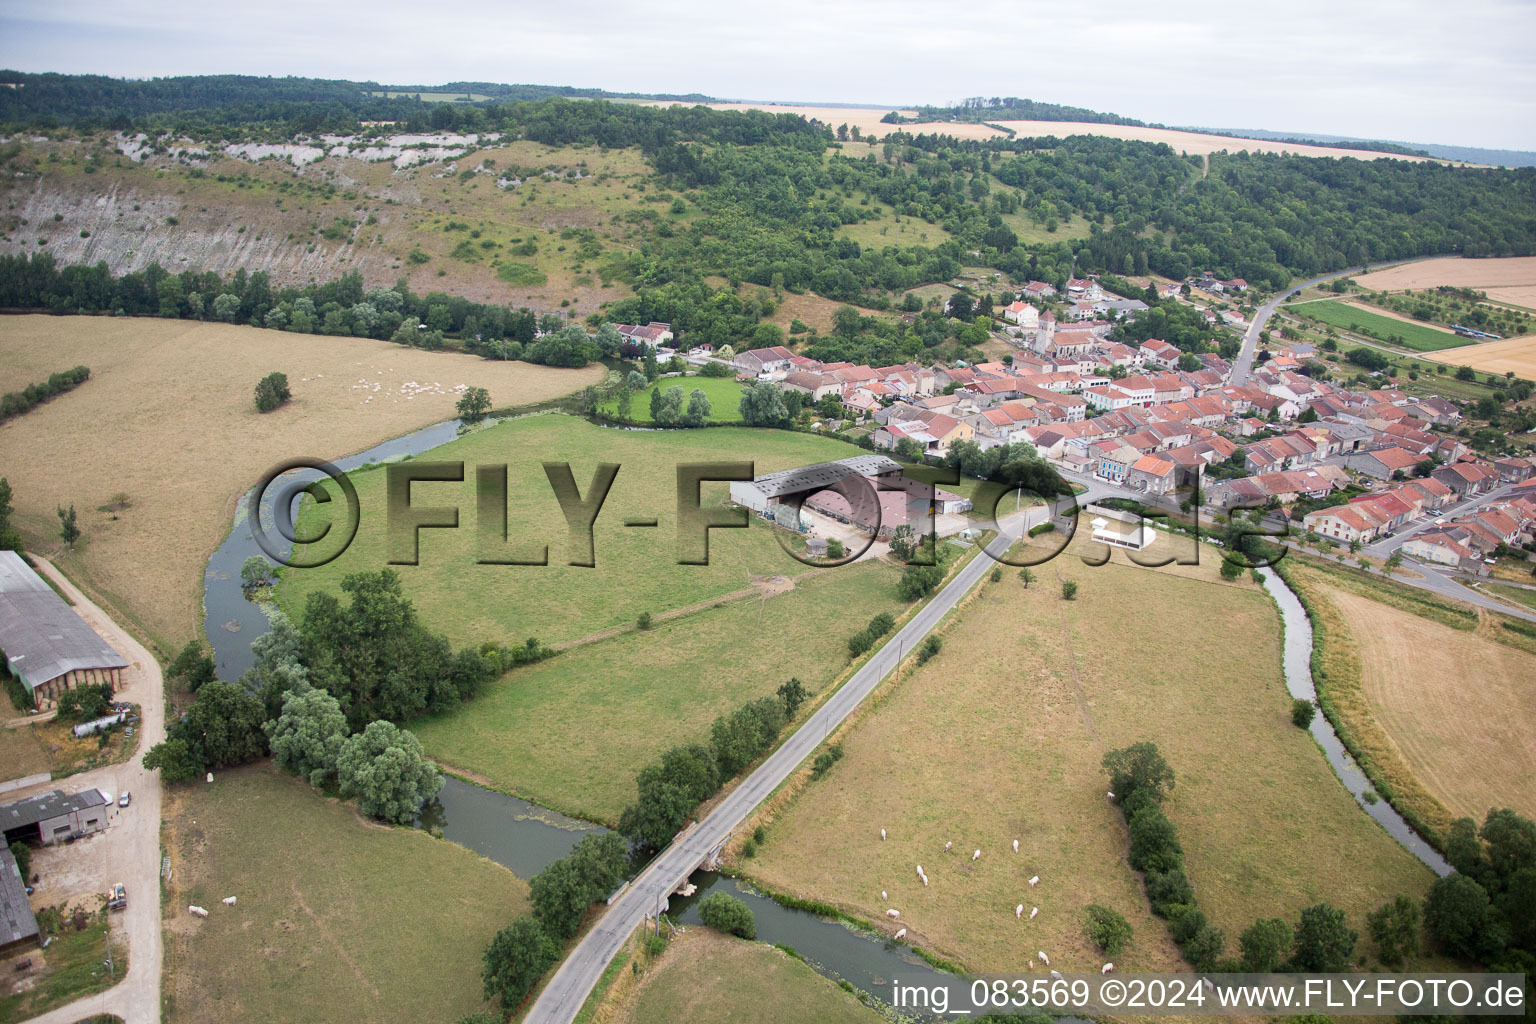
[
  {"x1": 523, "y1": 531, "x2": 1009, "y2": 1024},
  {"x1": 1229, "y1": 255, "x2": 1449, "y2": 386},
  {"x1": 23, "y1": 560, "x2": 165, "y2": 1024}
]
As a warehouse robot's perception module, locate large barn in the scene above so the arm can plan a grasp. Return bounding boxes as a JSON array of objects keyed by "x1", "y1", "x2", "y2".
[
  {"x1": 0, "y1": 551, "x2": 128, "y2": 708},
  {"x1": 728, "y1": 455, "x2": 971, "y2": 538}
]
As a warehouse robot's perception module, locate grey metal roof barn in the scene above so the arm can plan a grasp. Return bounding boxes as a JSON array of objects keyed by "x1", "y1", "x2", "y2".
[
  {"x1": 0, "y1": 847, "x2": 38, "y2": 952},
  {"x1": 746, "y1": 455, "x2": 902, "y2": 499},
  {"x1": 0, "y1": 550, "x2": 128, "y2": 700},
  {"x1": 0, "y1": 789, "x2": 109, "y2": 835}
]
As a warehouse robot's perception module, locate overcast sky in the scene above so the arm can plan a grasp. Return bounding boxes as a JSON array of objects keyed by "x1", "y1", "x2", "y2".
[{"x1": 3, "y1": 0, "x2": 1534, "y2": 151}]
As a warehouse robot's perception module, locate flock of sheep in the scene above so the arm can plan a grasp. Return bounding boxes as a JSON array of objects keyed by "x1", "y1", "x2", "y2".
[{"x1": 877, "y1": 826, "x2": 1115, "y2": 975}]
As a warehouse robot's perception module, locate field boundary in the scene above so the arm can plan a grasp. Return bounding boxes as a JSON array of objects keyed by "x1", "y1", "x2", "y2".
[{"x1": 1273, "y1": 560, "x2": 1454, "y2": 851}]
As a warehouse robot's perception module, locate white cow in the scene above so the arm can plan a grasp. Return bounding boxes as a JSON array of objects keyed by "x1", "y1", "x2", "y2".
[
  {"x1": 1038, "y1": 951, "x2": 1050, "y2": 966},
  {"x1": 881, "y1": 890, "x2": 887, "y2": 901},
  {"x1": 1016, "y1": 904, "x2": 1024, "y2": 919},
  {"x1": 887, "y1": 909, "x2": 900, "y2": 918},
  {"x1": 1013, "y1": 839, "x2": 1019, "y2": 853},
  {"x1": 1102, "y1": 963, "x2": 1115, "y2": 974},
  {"x1": 1028, "y1": 875, "x2": 1039, "y2": 886},
  {"x1": 972, "y1": 849, "x2": 981, "y2": 861},
  {"x1": 1030, "y1": 906, "x2": 1038, "y2": 920},
  {"x1": 894, "y1": 927, "x2": 907, "y2": 940},
  {"x1": 916, "y1": 865, "x2": 924, "y2": 878},
  {"x1": 944, "y1": 841, "x2": 952, "y2": 852},
  {"x1": 881, "y1": 828, "x2": 887, "y2": 841}
]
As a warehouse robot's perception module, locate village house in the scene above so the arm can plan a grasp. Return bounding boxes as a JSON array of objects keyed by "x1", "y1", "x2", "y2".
[
  {"x1": 1344, "y1": 445, "x2": 1428, "y2": 481},
  {"x1": 615, "y1": 321, "x2": 674, "y2": 347},
  {"x1": 733, "y1": 345, "x2": 797, "y2": 377},
  {"x1": 1139, "y1": 339, "x2": 1182, "y2": 369},
  {"x1": 1021, "y1": 281, "x2": 1057, "y2": 301},
  {"x1": 1303, "y1": 503, "x2": 1389, "y2": 545},
  {"x1": 1402, "y1": 531, "x2": 1484, "y2": 570},
  {"x1": 1432, "y1": 460, "x2": 1501, "y2": 498},
  {"x1": 1003, "y1": 301, "x2": 1039, "y2": 329},
  {"x1": 1126, "y1": 454, "x2": 1178, "y2": 496}
]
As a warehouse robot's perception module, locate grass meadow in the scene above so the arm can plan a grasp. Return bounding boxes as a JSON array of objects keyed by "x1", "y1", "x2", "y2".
[
  {"x1": 1287, "y1": 299, "x2": 1474, "y2": 352},
  {"x1": 0, "y1": 314, "x2": 602, "y2": 651},
  {"x1": 748, "y1": 533, "x2": 1436, "y2": 974},
  {"x1": 598, "y1": 374, "x2": 749, "y2": 424},
  {"x1": 605, "y1": 929, "x2": 884, "y2": 1024},
  {"x1": 163, "y1": 764, "x2": 524, "y2": 1024},
  {"x1": 411, "y1": 558, "x2": 905, "y2": 823},
  {"x1": 278, "y1": 415, "x2": 874, "y2": 647}
]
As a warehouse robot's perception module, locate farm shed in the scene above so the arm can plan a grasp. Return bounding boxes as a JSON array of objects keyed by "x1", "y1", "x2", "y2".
[
  {"x1": 0, "y1": 551, "x2": 128, "y2": 708},
  {"x1": 0, "y1": 847, "x2": 38, "y2": 954},
  {"x1": 0, "y1": 789, "x2": 110, "y2": 847}
]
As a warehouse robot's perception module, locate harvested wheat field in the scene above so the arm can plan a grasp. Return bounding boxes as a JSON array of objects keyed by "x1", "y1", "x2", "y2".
[
  {"x1": 0, "y1": 314, "x2": 602, "y2": 649},
  {"x1": 652, "y1": 102, "x2": 1434, "y2": 158},
  {"x1": 1353, "y1": 256, "x2": 1536, "y2": 297},
  {"x1": 1420, "y1": 334, "x2": 1536, "y2": 379},
  {"x1": 750, "y1": 533, "x2": 1433, "y2": 974},
  {"x1": 989, "y1": 121, "x2": 1434, "y2": 160},
  {"x1": 1320, "y1": 585, "x2": 1536, "y2": 822}
]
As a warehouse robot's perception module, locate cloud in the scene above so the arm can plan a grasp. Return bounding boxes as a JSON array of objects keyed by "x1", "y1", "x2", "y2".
[{"x1": 1, "y1": 0, "x2": 1532, "y2": 148}]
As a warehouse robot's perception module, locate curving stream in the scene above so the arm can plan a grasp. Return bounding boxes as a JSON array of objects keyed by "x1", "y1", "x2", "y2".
[
  {"x1": 198, "y1": 417, "x2": 1449, "y2": 1022},
  {"x1": 1258, "y1": 568, "x2": 1451, "y2": 876}
]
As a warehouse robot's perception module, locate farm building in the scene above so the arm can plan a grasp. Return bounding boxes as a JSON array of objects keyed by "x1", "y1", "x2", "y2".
[
  {"x1": 0, "y1": 551, "x2": 128, "y2": 708},
  {"x1": 1084, "y1": 503, "x2": 1157, "y2": 552},
  {"x1": 728, "y1": 455, "x2": 970, "y2": 538},
  {"x1": 0, "y1": 789, "x2": 110, "y2": 847},
  {"x1": 0, "y1": 847, "x2": 38, "y2": 954}
]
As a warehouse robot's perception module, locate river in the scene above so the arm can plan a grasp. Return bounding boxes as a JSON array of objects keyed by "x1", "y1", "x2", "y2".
[{"x1": 197, "y1": 416, "x2": 1449, "y2": 1022}]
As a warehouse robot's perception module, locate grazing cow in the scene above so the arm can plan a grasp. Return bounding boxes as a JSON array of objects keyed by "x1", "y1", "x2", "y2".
[
  {"x1": 1013, "y1": 839, "x2": 1019, "y2": 853},
  {"x1": 881, "y1": 890, "x2": 887, "y2": 901},
  {"x1": 944, "y1": 841, "x2": 952, "y2": 852},
  {"x1": 1038, "y1": 951, "x2": 1050, "y2": 965},
  {"x1": 1030, "y1": 906, "x2": 1038, "y2": 919},
  {"x1": 1102, "y1": 963, "x2": 1115, "y2": 973},
  {"x1": 1016, "y1": 904, "x2": 1023, "y2": 919},
  {"x1": 973, "y1": 849, "x2": 981, "y2": 861},
  {"x1": 894, "y1": 927, "x2": 907, "y2": 940},
  {"x1": 881, "y1": 828, "x2": 887, "y2": 841},
  {"x1": 887, "y1": 909, "x2": 900, "y2": 918},
  {"x1": 1029, "y1": 875, "x2": 1039, "y2": 886}
]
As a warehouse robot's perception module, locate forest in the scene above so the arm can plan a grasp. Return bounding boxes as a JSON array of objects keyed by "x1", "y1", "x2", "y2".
[{"x1": 3, "y1": 96, "x2": 1534, "y2": 365}]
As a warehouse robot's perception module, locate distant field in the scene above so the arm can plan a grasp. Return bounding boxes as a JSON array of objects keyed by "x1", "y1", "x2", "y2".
[
  {"x1": 608, "y1": 928, "x2": 884, "y2": 1024},
  {"x1": 1419, "y1": 334, "x2": 1536, "y2": 381},
  {"x1": 164, "y1": 764, "x2": 525, "y2": 1024},
  {"x1": 1352, "y1": 255, "x2": 1536, "y2": 296},
  {"x1": 646, "y1": 103, "x2": 1433, "y2": 159},
  {"x1": 751, "y1": 533, "x2": 1436, "y2": 972},
  {"x1": 599, "y1": 374, "x2": 747, "y2": 423},
  {"x1": 1315, "y1": 582, "x2": 1536, "y2": 823},
  {"x1": 368, "y1": 90, "x2": 493, "y2": 102},
  {"x1": 0, "y1": 315, "x2": 602, "y2": 650},
  {"x1": 278, "y1": 416, "x2": 873, "y2": 648},
  {"x1": 1287, "y1": 299, "x2": 1474, "y2": 351}
]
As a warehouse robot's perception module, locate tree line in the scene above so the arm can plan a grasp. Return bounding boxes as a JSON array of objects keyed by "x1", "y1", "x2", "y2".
[
  {"x1": 0, "y1": 364, "x2": 89, "y2": 421},
  {"x1": 143, "y1": 569, "x2": 549, "y2": 823}
]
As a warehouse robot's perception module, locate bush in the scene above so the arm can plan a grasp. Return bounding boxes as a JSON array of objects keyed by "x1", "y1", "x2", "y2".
[
  {"x1": 740, "y1": 838, "x2": 757, "y2": 858},
  {"x1": 8, "y1": 841, "x2": 30, "y2": 880},
  {"x1": 56, "y1": 682, "x2": 112, "y2": 722},
  {"x1": 1086, "y1": 904, "x2": 1133, "y2": 955},
  {"x1": 1128, "y1": 803, "x2": 1184, "y2": 873},
  {"x1": 1028, "y1": 521, "x2": 1055, "y2": 538},
  {"x1": 1291, "y1": 698, "x2": 1315, "y2": 728},
  {"x1": 1061, "y1": 580, "x2": 1078, "y2": 600},
  {"x1": 847, "y1": 611, "x2": 897, "y2": 657},
  {"x1": 1145, "y1": 868, "x2": 1194, "y2": 916},
  {"x1": 699, "y1": 360, "x2": 733, "y2": 377},
  {"x1": 916, "y1": 634, "x2": 943, "y2": 665},
  {"x1": 699, "y1": 891, "x2": 756, "y2": 939},
  {"x1": 254, "y1": 371, "x2": 291, "y2": 413},
  {"x1": 637, "y1": 611, "x2": 653, "y2": 630},
  {"x1": 898, "y1": 563, "x2": 945, "y2": 601},
  {"x1": 811, "y1": 743, "x2": 844, "y2": 779}
]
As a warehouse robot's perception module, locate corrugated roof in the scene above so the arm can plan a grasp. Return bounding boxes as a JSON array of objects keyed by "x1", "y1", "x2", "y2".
[
  {"x1": 0, "y1": 552, "x2": 128, "y2": 691},
  {"x1": 746, "y1": 455, "x2": 903, "y2": 499},
  {"x1": 0, "y1": 788, "x2": 108, "y2": 834},
  {"x1": 0, "y1": 847, "x2": 38, "y2": 948}
]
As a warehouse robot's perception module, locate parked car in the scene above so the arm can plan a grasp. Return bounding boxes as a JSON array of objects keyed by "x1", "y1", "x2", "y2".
[
  {"x1": 107, "y1": 883, "x2": 126, "y2": 910},
  {"x1": 118, "y1": 792, "x2": 131, "y2": 808}
]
